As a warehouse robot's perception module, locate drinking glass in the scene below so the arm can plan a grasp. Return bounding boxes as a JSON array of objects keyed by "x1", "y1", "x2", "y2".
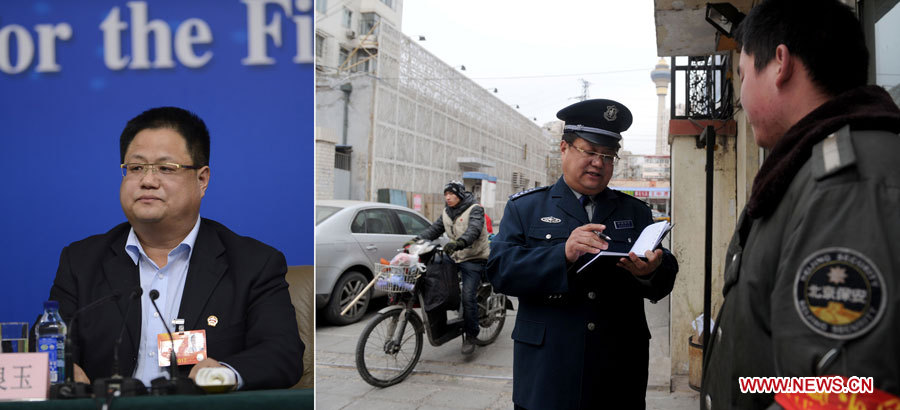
[{"x1": 0, "y1": 322, "x2": 30, "y2": 353}]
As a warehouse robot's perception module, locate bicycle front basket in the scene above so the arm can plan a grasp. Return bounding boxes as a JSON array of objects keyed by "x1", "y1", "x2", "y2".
[{"x1": 373, "y1": 264, "x2": 418, "y2": 293}]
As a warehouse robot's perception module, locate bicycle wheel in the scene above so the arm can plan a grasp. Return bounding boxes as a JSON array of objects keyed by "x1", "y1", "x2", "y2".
[
  {"x1": 472, "y1": 284, "x2": 506, "y2": 346},
  {"x1": 355, "y1": 308, "x2": 424, "y2": 387}
]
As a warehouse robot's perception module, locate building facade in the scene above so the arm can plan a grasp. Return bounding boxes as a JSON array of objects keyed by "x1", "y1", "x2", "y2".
[{"x1": 315, "y1": 0, "x2": 547, "y2": 221}]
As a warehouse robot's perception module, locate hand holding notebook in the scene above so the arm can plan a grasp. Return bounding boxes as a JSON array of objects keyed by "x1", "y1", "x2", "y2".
[{"x1": 576, "y1": 221, "x2": 672, "y2": 274}]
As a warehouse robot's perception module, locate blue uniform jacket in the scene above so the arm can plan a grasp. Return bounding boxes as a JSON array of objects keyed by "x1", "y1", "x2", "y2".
[{"x1": 486, "y1": 176, "x2": 678, "y2": 409}]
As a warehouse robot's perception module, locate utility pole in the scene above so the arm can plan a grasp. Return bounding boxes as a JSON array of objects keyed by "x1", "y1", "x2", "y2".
[{"x1": 577, "y1": 78, "x2": 591, "y2": 101}]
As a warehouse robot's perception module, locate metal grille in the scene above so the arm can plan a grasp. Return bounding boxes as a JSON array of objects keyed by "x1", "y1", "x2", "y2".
[
  {"x1": 335, "y1": 150, "x2": 351, "y2": 170},
  {"x1": 670, "y1": 55, "x2": 733, "y2": 120}
]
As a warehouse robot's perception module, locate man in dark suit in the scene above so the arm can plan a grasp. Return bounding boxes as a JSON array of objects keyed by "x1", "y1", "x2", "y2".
[
  {"x1": 48, "y1": 107, "x2": 303, "y2": 390},
  {"x1": 486, "y1": 99, "x2": 678, "y2": 409}
]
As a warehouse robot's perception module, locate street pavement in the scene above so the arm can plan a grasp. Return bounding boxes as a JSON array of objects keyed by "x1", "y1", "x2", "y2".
[{"x1": 316, "y1": 298, "x2": 700, "y2": 409}]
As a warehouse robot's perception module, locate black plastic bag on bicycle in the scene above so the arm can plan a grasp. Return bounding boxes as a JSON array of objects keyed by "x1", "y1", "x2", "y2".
[{"x1": 418, "y1": 251, "x2": 460, "y2": 313}]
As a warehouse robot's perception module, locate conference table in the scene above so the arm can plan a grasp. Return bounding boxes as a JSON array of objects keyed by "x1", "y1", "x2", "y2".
[{"x1": 0, "y1": 388, "x2": 313, "y2": 409}]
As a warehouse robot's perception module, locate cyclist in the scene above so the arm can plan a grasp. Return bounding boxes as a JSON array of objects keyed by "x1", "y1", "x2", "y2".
[{"x1": 406, "y1": 180, "x2": 489, "y2": 354}]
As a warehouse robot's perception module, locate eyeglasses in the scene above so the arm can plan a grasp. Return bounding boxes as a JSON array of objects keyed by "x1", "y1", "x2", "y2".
[
  {"x1": 121, "y1": 163, "x2": 201, "y2": 177},
  {"x1": 568, "y1": 143, "x2": 618, "y2": 165}
]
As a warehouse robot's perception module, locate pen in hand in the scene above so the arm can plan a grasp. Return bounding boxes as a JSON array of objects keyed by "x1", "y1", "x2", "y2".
[{"x1": 593, "y1": 231, "x2": 612, "y2": 242}]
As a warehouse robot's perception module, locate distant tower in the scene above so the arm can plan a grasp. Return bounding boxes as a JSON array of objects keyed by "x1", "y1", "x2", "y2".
[
  {"x1": 577, "y1": 78, "x2": 591, "y2": 102},
  {"x1": 650, "y1": 58, "x2": 671, "y2": 156}
]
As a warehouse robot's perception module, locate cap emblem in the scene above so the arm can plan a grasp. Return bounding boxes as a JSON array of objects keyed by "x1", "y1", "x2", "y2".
[{"x1": 604, "y1": 105, "x2": 618, "y2": 121}]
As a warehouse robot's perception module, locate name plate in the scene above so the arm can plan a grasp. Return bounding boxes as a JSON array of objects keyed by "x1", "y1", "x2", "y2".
[{"x1": 0, "y1": 353, "x2": 49, "y2": 401}]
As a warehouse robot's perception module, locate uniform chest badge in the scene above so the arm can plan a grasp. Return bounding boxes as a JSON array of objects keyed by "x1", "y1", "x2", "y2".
[
  {"x1": 540, "y1": 216, "x2": 561, "y2": 223},
  {"x1": 793, "y1": 247, "x2": 885, "y2": 340},
  {"x1": 613, "y1": 220, "x2": 633, "y2": 229},
  {"x1": 207, "y1": 315, "x2": 219, "y2": 327}
]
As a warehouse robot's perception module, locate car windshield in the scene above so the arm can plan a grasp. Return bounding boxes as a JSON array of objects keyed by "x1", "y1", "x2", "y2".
[{"x1": 316, "y1": 206, "x2": 343, "y2": 225}]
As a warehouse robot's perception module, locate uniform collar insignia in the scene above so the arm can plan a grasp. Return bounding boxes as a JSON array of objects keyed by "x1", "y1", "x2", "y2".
[{"x1": 540, "y1": 216, "x2": 562, "y2": 223}]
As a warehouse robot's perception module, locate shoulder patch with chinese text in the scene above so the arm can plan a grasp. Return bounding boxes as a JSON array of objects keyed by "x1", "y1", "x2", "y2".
[{"x1": 793, "y1": 247, "x2": 885, "y2": 340}]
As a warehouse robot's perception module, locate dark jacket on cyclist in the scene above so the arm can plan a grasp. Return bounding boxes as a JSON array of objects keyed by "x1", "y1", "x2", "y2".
[
  {"x1": 417, "y1": 190, "x2": 490, "y2": 263},
  {"x1": 415, "y1": 183, "x2": 490, "y2": 344}
]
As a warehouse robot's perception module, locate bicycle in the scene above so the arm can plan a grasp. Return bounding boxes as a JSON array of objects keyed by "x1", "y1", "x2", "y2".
[{"x1": 353, "y1": 241, "x2": 509, "y2": 387}]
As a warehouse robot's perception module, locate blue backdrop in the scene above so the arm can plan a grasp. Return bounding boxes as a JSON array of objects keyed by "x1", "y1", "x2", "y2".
[{"x1": 0, "y1": 1, "x2": 314, "y2": 322}]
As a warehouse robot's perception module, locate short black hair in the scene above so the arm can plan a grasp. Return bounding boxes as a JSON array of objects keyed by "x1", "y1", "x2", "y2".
[
  {"x1": 119, "y1": 107, "x2": 210, "y2": 166},
  {"x1": 733, "y1": 0, "x2": 868, "y2": 97}
]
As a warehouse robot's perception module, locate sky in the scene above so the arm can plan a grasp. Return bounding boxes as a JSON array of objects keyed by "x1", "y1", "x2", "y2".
[{"x1": 400, "y1": 0, "x2": 667, "y2": 155}]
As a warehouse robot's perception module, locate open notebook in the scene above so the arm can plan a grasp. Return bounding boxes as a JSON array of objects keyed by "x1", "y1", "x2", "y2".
[{"x1": 576, "y1": 221, "x2": 672, "y2": 274}]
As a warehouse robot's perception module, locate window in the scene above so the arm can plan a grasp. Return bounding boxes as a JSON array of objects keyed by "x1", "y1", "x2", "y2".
[
  {"x1": 351, "y1": 52, "x2": 375, "y2": 72},
  {"x1": 338, "y1": 47, "x2": 349, "y2": 68},
  {"x1": 511, "y1": 172, "x2": 530, "y2": 192},
  {"x1": 316, "y1": 206, "x2": 341, "y2": 225},
  {"x1": 380, "y1": 0, "x2": 394, "y2": 9},
  {"x1": 350, "y1": 209, "x2": 397, "y2": 234},
  {"x1": 395, "y1": 210, "x2": 430, "y2": 235},
  {"x1": 341, "y1": 7, "x2": 353, "y2": 28},
  {"x1": 315, "y1": 34, "x2": 325, "y2": 58},
  {"x1": 334, "y1": 147, "x2": 350, "y2": 170},
  {"x1": 316, "y1": 0, "x2": 327, "y2": 13},
  {"x1": 359, "y1": 12, "x2": 380, "y2": 36}
]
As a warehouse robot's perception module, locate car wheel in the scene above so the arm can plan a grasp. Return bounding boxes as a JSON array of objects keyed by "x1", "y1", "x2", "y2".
[{"x1": 324, "y1": 270, "x2": 371, "y2": 325}]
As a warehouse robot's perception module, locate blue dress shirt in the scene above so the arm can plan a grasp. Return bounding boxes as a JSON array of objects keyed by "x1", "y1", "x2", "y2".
[{"x1": 124, "y1": 218, "x2": 244, "y2": 389}]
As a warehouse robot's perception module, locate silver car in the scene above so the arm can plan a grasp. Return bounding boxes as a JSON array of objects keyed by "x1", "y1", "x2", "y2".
[{"x1": 316, "y1": 200, "x2": 436, "y2": 325}]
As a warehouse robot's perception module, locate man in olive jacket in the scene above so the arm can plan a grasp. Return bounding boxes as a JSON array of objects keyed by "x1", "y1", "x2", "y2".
[{"x1": 701, "y1": 0, "x2": 900, "y2": 408}]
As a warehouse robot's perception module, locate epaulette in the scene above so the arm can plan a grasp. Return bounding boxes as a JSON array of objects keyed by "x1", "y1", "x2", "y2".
[
  {"x1": 613, "y1": 189, "x2": 651, "y2": 208},
  {"x1": 509, "y1": 185, "x2": 550, "y2": 201},
  {"x1": 812, "y1": 125, "x2": 857, "y2": 180}
]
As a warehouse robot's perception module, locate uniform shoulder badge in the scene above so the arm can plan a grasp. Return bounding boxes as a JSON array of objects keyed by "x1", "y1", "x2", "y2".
[
  {"x1": 812, "y1": 125, "x2": 857, "y2": 180},
  {"x1": 509, "y1": 185, "x2": 549, "y2": 201},
  {"x1": 793, "y1": 247, "x2": 886, "y2": 340}
]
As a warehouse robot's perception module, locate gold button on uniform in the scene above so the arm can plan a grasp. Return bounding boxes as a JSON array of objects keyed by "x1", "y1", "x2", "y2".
[{"x1": 545, "y1": 233, "x2": 551, "y2": 239}]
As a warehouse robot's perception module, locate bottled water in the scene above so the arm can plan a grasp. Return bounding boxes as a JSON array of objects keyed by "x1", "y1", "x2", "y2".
[{"x1": 35, "y1": 300, "x2": 67, "y2": 383}]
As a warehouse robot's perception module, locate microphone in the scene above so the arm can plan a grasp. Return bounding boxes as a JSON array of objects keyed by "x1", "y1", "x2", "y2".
[
  {"x1": 113, "y1": 287, "x2": 143, "y2": 377},
  {"x1": 148, "y1": 289, "x2": 202, "y2": 395},
  {"x1": 93, "y1": 287, "x2": 147, "y2": 399},
  {"x1": 148, "y1": 290, "x2": 177, "y2": 378},
  {"x1": 49, "y1": 288, "x2": 126, "y2": 399}
]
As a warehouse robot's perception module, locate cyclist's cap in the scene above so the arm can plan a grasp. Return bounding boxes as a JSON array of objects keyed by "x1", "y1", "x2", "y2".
[
  {"x1": 556, "y1": 99, "x2": 632, "y2": 149},
  {"x1": 444, "y1": 180, "x2": 465, "y2": 198}
]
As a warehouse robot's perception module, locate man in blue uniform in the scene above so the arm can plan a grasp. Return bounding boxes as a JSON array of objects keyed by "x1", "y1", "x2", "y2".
[{"x1": 486, "y1": 99, "x2": 679, "y2": 409}]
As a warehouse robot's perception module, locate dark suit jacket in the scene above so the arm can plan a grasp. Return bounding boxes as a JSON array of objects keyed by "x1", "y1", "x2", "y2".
[
  {"x1": 486, "y1": 177, "x2": 678, "y2": 409},
  {"x1": 49, "y1": 218, "x2": 304, "y2": 390}
]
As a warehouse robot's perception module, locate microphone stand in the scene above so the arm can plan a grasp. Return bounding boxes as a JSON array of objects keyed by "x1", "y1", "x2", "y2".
[
  {"x1": 50, "y1": 289, "x2": 127, "y2": 399},
  {"x1": 148, "y1": 290, "x2": 202, "y2": 396},
  {"x1": 93, "y1": 288, "x2": 148, "y2": 400}
]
